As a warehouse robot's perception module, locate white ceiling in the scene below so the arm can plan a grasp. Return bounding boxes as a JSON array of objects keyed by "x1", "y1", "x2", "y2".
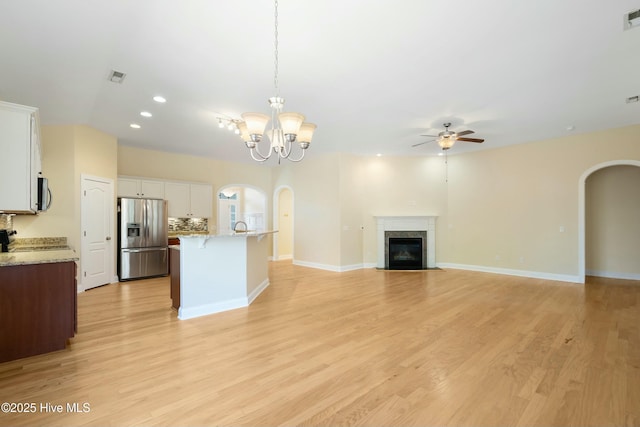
[{"x1": 1, "y1": 1, "x2": 639, "y2": 164}]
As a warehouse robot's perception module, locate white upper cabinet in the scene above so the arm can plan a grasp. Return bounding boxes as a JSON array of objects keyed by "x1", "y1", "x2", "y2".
[
  {"x1": 118, "y1": 176, "x2": 212, "y2": 218},
  {"x1": 164, "y1": 182, "x2": 212, "y2": 218},
  {"x1": 117, "y1": 178, "x2": 165, "y2": 199},
  {"x1": 188, "y1": 183, "x2": 213, "y2": 218},
  {"x1": 0, "y1": 101, "x2": 41, "y2": 213},
  {"x1": 164, "y1": 182, "x2": 190, "y2": 217}
]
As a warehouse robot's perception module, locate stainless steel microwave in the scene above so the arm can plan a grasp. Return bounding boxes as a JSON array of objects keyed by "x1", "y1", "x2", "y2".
[{"x1": 37, "y1": 176, "x2": 51, "y2": 211}]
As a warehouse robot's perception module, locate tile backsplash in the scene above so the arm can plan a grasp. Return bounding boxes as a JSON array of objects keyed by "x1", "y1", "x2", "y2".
[
  {"x1": 10, "y1": 237, "x2": 69, "y2": 252},
  {"x1": 169, "y1": 217, "x2": 208, "y2": 233},
  {"x1": 0, "y1": 214, "x2": 14, "y2": 230}
]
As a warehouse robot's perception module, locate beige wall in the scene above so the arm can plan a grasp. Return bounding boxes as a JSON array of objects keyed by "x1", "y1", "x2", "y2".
[
  {"x1": 339, "y1": 154, "x2": 365, "y2": 268},
  {"x1": 15, "y1": 125, "x2": 118, "y2": 245},
  {"x1": 273, "y1": 153, "x2": 342, "y2": 268},
  {"x1": 272, "y1": 153, "x2": 448, "y2": 270},
  {"x1": 14, "y1": 125, "x2": 118, "y2": 282},
  {"x1": 586, "y1": 165, "x2": 640, "y2": 279},
  {"x1": 359, "y1": 155, "x2": 448, "y2": 265},
  {"x1": 441, "y1": 124, "x2": 640, "y2": 278},
  {"x1": 14, "y1": 126, "x2": 76, "y2": 240},
  {"x1": 285, "y1": 125, "x2": 640, "y2": 279}
]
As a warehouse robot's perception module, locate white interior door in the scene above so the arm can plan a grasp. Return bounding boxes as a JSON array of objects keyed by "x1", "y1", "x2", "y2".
[{"x1": 81, "y1": 175, "x2": 114, "y2": 290}]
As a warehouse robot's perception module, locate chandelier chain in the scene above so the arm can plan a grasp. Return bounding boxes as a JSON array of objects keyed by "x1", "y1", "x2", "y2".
[
  {"x1": 273, "y1": 0, "x2": 279, "y2": 96},
  {"x1": 238, "y1": 0, "x2": 313, "y2": 163}
]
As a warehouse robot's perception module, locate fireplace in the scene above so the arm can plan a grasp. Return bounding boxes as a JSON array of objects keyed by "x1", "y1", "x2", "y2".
[
  {"x1": 388, "y1": 237, "x2": 423, "y2": 270},
  {"x1": 375, "y1": 216, "x2": 437, "y2": 269}
]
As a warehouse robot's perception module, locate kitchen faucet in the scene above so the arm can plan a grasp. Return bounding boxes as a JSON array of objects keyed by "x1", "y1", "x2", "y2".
[{"x1": 233, "y1": 221, "x2": 248, "y2": 232}]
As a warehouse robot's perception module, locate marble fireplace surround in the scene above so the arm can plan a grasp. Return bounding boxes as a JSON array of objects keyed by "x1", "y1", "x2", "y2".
[{"x1": 375, "y1": 216, "x2": 437, "y2": 269}]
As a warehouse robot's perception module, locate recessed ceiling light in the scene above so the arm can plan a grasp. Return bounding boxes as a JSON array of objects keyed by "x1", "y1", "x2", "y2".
[
  {"x1": 438, "y1": 152, "x2": 444, "y2": 156},
  {"x1": 566, "y1": 125, "x2": 575, "y2": 131},
  {"x1": 153, "y1": 96, "x2": 166, "y2": 103},
  {"x1": 140, "y1": 111, "x2": 152, "y2": 118},
  {"x1": 130, "y1": 123, "x2": 141, "y2": 129},
  {"x1": 376, "y1": 153, "x2": 382, "y2": 157}
]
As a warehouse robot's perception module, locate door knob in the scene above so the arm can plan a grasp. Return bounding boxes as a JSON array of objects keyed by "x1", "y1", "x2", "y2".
[{"x1": 106, "y1": 236, "x2": 112, "y2": 241}]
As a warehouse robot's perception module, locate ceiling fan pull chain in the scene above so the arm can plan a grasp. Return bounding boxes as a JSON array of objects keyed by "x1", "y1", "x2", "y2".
[{"x1": 445, "y1": 151, "x2": 449, "y2": 183}]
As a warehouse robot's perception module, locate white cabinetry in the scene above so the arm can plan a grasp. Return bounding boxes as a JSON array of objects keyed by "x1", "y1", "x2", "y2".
[
  {"x1": 189, "y1": 184, "x2": 213, "y2": 218},
  {"x1": 117, "y1": 178, "x2": 164, "y2": 199},
  {"x1": 164, "y1": 182, "x2": 212, "y2": 218},
  {"x1": 0, "y1": 101, "x2": 41, "y2": 213}
]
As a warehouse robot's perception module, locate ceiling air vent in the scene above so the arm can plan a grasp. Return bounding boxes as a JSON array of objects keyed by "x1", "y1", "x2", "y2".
[
  {"x1": 108, "y1": 70, "x2": 126, "y2": 84},
  {"x1": 624, "y1": 9, "x2": 640, "y2": 30}
]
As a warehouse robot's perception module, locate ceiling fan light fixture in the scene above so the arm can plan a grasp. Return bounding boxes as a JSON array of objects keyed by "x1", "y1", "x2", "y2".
[
  {"x1": 438, "y1": 135, "x2": 456, "y2": 150},
  {"x1": 412, "y1": 122, "x2": 483, "y2": 151}
]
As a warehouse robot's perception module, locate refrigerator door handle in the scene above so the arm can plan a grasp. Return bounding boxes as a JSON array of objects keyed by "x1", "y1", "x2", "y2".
[{"x1": 122, "y1": 247, "x2": 167, "y2": 253}]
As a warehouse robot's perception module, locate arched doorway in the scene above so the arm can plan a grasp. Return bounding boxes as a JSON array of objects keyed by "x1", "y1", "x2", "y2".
[
  {"x1": 578, "y1": 160, "x2": 640, "y2": 283},
  {"x1": 217, "y1": 185, "x2": 267, "y2": 234},
  {"x1": 273, "y1": 186, "x2": 294, "y2": 261}
]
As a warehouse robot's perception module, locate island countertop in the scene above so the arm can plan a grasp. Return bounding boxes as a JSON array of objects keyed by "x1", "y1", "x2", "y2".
[
  {"x1": 178, "y1": 230, "x2": 278, "y2": 239},
  {"x1": 0, "y1": 249, "x2": 79, "y2": 267}
]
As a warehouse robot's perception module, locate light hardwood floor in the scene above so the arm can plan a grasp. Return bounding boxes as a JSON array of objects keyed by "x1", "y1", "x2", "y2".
[{"x1": 1, "y1": 261, "x2": 639, "y2": 426}]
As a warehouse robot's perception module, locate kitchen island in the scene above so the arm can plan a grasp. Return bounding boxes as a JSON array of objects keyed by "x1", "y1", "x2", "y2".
[{"x1": 176, "y1": 231, "x2": 276, "y2": 320}]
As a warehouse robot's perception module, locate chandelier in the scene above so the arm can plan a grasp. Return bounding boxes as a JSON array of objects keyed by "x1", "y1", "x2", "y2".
[{"x1": 236, "y1": 0, "x2": 316, "y2": 163}]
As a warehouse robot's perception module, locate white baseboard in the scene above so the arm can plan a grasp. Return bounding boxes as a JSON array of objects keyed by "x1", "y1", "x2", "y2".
[
  {"x1": 437, "y1": 263, "x2": 581, "y2": 284},
  {"x1": 178, "y1": 298, "x2": 248, "y2": 320},
  {"x1": 247, "y1": 279, "x2": 270, "y2": 304},
  {"x1": 586, "y1": 270, "x2": 640, "y2": 281},
  {"x1": 292, "y1": 259, "x2": 366, "y2": 272},
  {"x1": 281, "y1": 259, "x2": 582, "y2": 283},
  {"x1": 178, "y1": 279, "x2": 269, "y2": 320}
]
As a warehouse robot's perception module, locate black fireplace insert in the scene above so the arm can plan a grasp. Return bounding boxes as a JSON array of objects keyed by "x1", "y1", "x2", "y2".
[{"x1": 388, "y1": 237, "x2": 423, "y2": 270}]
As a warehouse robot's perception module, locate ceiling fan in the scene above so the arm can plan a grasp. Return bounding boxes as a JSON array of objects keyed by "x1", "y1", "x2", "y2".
[{"x1": 412, "y1": 122, "x2": 484, "y2": 150}]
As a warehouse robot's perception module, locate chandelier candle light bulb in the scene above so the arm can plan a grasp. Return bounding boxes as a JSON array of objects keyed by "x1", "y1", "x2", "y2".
[
  {"x1": 278, "y1": 112, "x2": 305, "y2": 139},
  {"x1": 241, "y1": 113, "x2": 270, "y2": 142}
]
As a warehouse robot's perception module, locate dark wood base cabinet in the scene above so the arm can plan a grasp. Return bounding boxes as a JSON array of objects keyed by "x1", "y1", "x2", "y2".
[
  {"x1": 170, "y1": 247, "x2": 180, "y2": 310},
  {"x1": 0, "y1": 261, "x2": 77, "y2": 363}
]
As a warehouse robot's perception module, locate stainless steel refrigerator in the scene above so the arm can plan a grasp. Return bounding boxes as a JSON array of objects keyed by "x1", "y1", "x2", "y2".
[{"x1": 118, "y1": 197, "x2": 168, "y2": 281}]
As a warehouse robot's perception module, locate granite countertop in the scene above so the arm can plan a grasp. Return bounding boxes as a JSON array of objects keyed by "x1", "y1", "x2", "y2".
[
  {"x1": 0, "y1": 236, "x2": 78, "y2": 267},
  {"x1": 179, "y1": 230, "x2": 278, "y2": 239},
  {"x1": 0, "y1": 249, "x2": 79, "y2": 267},
  {"x1": 168, "y1": 231, "x2": 210, "y2": 238},
  {"x1": 8, "y1": 237, "x2": 70, "y2": 252}
]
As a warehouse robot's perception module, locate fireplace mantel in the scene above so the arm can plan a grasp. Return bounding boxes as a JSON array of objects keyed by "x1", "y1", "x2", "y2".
[{"x1": 374, "y1": 216, "x2": 437, "y2": 269}]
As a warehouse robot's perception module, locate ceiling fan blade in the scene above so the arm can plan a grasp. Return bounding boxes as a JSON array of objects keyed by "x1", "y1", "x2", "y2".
[
  {"x1": 419, "y1": 134, "x2": 438, "y2": 137},
  {"x1": 412, "y1": 140, "x2": 434, "y2": 147},
  {"x1": 457, "y1": 137, "x2": 484, "y2": 143},
  {"x1": 456, "y1": 130, "x2": 475, "y2": 137}
]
